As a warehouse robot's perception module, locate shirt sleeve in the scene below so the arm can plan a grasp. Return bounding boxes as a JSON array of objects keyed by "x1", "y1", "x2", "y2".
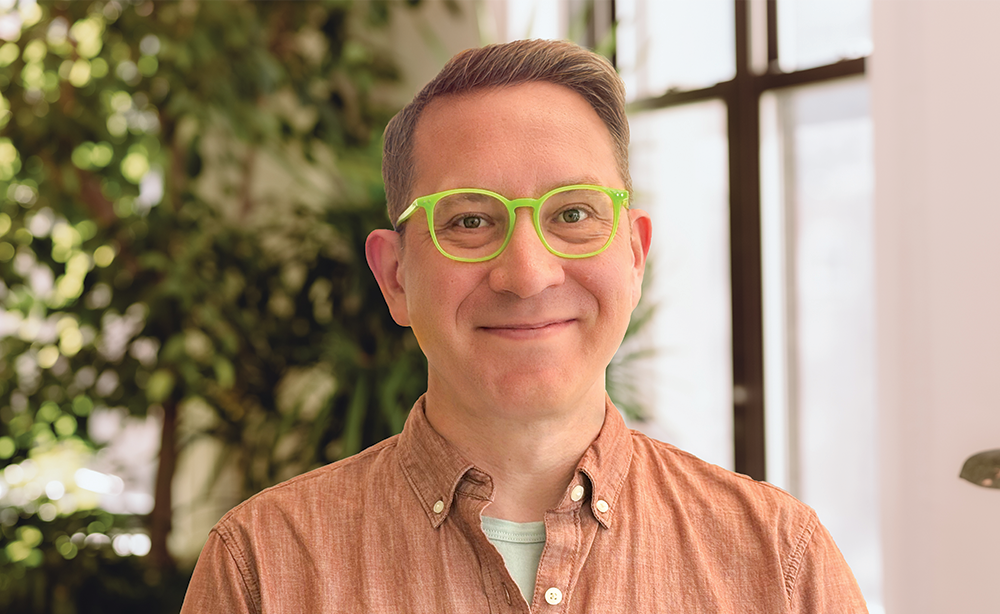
[
  {"x1": 787, "y1": 519, "x2": 869, "y2": 613},
  {"x1": 180, "y1": 528, "x2": 259, "y2": 614}
]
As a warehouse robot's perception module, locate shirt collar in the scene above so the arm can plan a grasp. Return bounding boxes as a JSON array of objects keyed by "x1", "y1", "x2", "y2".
[
  {"x1": 575, "y1": 396, "x2": 634, "y2": 529},
  {"x1": 396, "y1": 394, "x2": 634, "y2": 530},
  {"x1": 396, "y1": 395, "x2": 478, "y2": 529}
]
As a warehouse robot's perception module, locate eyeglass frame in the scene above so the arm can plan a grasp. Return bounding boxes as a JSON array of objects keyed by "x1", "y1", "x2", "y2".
[{"x1": 393, "y1": 184, "x2": 630, "y2": 263}]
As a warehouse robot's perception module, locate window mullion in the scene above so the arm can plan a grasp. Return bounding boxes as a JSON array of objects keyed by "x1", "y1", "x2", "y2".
[{"x1": 729, "y1": 0, "x2": 767, "y2": 480}]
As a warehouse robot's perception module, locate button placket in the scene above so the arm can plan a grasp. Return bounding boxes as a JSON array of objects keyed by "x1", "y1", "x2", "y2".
[{"x1": 532, "y1": 490, "x2": 597, "y2": 614}]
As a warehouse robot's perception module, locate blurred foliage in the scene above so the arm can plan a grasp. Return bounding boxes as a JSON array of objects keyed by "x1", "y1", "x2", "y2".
[{"x1": 0, "y1": 0, "x2": 427, "y2": 611}]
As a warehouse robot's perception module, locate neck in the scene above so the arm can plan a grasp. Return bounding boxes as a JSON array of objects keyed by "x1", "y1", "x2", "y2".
[{"x1": 424, "y1": 378, "x2": 607, "y2": 523}]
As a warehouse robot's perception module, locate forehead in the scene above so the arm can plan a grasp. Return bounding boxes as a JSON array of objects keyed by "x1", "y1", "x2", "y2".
[{"x1": 411, "y1": 82, "x2": 621, "y2": 197}]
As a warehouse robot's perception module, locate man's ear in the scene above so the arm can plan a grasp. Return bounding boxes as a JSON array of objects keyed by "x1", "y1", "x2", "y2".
[
  {"x1": 365, "y1": 229, "x2": 411, "y2": 327},
  {"x1": 627, "y1": 208, "x2": 653, "y2": 309}
]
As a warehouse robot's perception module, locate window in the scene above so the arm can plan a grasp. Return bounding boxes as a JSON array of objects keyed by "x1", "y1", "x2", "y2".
[
  {"x1": 628, "y1": 100, "x2": 733, "y2": 468},
  {"x1": 619, "y1": 1, "x2": 880, "y2": 610}
]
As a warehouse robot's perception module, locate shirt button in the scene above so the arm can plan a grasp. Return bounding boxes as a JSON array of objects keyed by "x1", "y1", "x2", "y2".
[
  {"x1": 432, "y1": 500, "x2": 444, "y2": 514},
  {"x1": 595, "y1": 499, "x2": 610, "y2": 513},
  {"x1": 570, "y1": 485, "x2": 585, "y2": 502},
  {"x1": 544, "y1": 587, "x2": 563, "y2": 605}
]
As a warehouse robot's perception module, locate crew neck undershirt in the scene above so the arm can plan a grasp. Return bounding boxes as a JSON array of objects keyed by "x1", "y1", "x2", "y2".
[{"x1": 480, "y1": 516, "x2": 547, "y2": 604}]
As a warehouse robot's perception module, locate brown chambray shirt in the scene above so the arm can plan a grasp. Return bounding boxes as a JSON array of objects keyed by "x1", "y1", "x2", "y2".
[{"x1": 180, "y1": 395, "x2": 868, "y2": 613}]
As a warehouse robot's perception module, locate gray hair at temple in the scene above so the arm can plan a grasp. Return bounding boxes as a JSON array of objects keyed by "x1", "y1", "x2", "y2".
[{"x1": 381, "y1": 39, "x2": 631, "y2": 227}]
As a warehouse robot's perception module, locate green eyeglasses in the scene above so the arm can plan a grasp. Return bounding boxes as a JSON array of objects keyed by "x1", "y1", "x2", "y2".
[{"x1": 394, "y1": 184, "x2": 629, "y2": 263}]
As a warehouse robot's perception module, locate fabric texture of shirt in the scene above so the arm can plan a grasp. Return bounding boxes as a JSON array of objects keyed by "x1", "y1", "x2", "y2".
[
  {"x1": 180, "y1": 395, "x2": 869, "y2": 613},
  {"x1": 481, "y1": 516, "x2": 546, "y2": 603}
]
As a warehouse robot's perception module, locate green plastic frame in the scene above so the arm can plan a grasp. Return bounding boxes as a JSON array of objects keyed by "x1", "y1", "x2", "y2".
[{"x1": 395, "y1": 184, "x2": 629, "y2": 263}]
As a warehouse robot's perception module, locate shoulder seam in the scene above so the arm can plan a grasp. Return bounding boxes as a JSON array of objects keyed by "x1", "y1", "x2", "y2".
[
  {"x1": 211, "y1": 524, "x2": 261, "y2": 614},
  {"x1": 783, "y1": 509, "x2": 819, "y2": 607}
]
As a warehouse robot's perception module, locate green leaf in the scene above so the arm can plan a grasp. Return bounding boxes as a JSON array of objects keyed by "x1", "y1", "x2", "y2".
[
  {"x1": 146, "y1": 369, "x2": 176, "y2": 403},
  {"x1": 212, "y1": 356, "x2": 235, "y2": 389}
]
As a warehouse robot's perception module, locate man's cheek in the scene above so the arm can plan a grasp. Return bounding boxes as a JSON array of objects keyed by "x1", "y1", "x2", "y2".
[{"x1": 407, "y1": 316, "x2": 446, "y2": 357}]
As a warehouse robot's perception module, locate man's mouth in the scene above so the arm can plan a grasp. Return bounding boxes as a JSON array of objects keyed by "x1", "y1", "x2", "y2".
[{"x1": 479, "y1": 319, "x2": 574, "y2": 338}]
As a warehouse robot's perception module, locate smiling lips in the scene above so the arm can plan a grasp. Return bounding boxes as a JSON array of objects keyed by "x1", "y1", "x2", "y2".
[{"x1": 479, "y1": 319, "x2": 575, "y2": 339}]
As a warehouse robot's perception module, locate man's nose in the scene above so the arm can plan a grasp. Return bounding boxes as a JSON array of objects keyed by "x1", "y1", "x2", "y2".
[{"x1": 488, "y1": 208, "x2": 565, "y2": 297}]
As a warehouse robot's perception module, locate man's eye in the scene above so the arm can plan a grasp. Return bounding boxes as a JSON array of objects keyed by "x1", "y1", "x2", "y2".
[
  {"x1": 558, "y1": 208, "x2": 589, "y2": 223},
  {"x1": 449, "y1": 214, "x2": 492, "y2": 230},
  {"x1": 461, "y1": 216, "x2": 484, "y2": 229}
]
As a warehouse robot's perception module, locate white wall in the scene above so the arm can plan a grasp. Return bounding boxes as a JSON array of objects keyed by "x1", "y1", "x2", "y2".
[{"x1": 872, "y1": 2, "x2": 1000, "y2": 613}]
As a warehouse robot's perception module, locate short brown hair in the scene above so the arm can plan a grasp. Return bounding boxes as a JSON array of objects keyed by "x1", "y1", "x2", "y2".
[{"x1": 382, "y1": 39, "x2": 630, "y2": 226}]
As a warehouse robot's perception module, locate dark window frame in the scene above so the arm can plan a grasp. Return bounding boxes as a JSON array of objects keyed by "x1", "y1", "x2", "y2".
[{"x1": 623, "y1": 0, "x2": 868, "y2": 480}]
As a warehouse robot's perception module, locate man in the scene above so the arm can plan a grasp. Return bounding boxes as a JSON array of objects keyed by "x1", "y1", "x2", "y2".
[{"x1": 180, "y1": 39, "x2": 867, "y2": 612}]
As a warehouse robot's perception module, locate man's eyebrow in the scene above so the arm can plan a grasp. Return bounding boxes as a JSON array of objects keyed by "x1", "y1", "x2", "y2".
[
  {"x1": 540, "y1": 177, "x2": 607, "y2": 192},
  {"x1": 437, "y1": 192, "x2": 495, "y2": 204}
]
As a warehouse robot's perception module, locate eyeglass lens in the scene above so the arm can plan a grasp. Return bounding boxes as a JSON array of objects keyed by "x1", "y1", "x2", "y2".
[{"x1": 431, "y1": 188, "x2": 616, "y2": 259}]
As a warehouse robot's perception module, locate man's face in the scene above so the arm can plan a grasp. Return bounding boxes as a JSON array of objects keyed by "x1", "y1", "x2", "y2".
[{"x1": 371, "y1": 81, "x2": 650, "y2": 418}]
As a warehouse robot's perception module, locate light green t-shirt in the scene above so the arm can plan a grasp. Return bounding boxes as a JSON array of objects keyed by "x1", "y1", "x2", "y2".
[{"x1": 481, "y1": 516, "x2": 547, "y2": 604}]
